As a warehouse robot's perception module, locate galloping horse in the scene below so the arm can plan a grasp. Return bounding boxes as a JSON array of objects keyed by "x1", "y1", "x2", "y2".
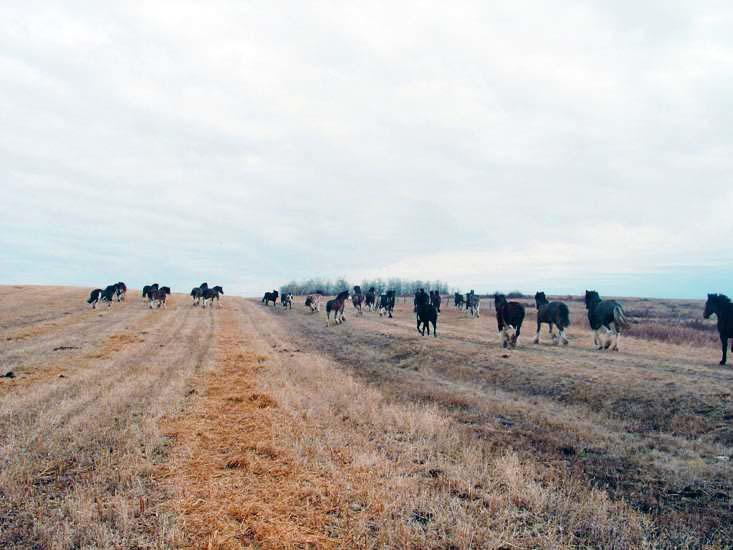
[
  {"x1": 365, "y1": 287, "x2": 377, "y2": 311},
  {"x1": 533, "y1": 291, "x2": 570, "y2": 345},
  {"x1": 466, "y1": 291, "x2": 480, "y2": 317},
  {"x1": 326, "y1": 290, "x2": 350, "y2": 326},
  {"x1": 454, "y1": 292, "x2": 465, "y2": 309},
  {"x1": 352, "y1": 286, "x2": 365, "y2": 315},
  {"x1": 305, "y1": 294, "x2": 321, "y2": 312},
  {"x1": 203, "y1": 286, "x2": 224, "y2": 308},
  {"x1": 262, "y1": 290, "x2": 279, "y2": 306},
  {"x1": 191, "y1": 282, "x2": 208, "y2": 306},
  {"x1": 416, "y1": 303, "x2": 438, "y2": 337},
  {"x1": 281, "y1": 292, "x2": 294, "y2": 309},
  {"x1": 585, "y1": 290, "x2": 628, "y2": 351},
  {"x1": 149, "y1": 286, "x2": 171, "y2": 309},
  {"x1": 704, "y1": 293, "x2": 733, "y2": 365},
  {"x1": 379, "y1": 290, "x2": 396, "y2": 318},
  {"x1": 142, "y1": 283, "x2": 159, "y2": 303},
  {"x1": 495, "y1": 293, "x2": 525, "y2": 348}
]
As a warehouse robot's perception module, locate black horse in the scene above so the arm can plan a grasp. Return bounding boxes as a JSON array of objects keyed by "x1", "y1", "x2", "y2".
[
  {"x1": 495, "y1": 293, "x2": 525, "y2": 348},
  {"x1": 430, "y1": 291, "x2": 442, "y2": 313},
  {"x1": 416, "y1": 303, "x2": 438, "y2": 337},
  {"x1": 584, "y1": 290, "x2": 628, "y2": 351},
  {"x1": 114, "y1": 282, "x2": 127, "y2": 302},
  {"x1": 149, "y1": 286, "x2": 171, "y2": 309},
  {"x1": 142, "y1": 283, "x2": 159, "y2": 302},
  {"x1": 191, "y1": 282, "x2": 209, "y2": 306},
  {"x1": 414, "y1": 288, "x2": 429, "y2": 312},
  {"x1": 281, "y1": 292, "x2": 294, "y2": 309},
  {"x1": 365, "y1": 287, "x2": 377, "y2": 311},
  {"x1": 326, "y1": 290, "x2": 350, "y2": 325},
  {"x1": 704, "y1": 293, "x2": 733, "y2": 365},
  {"x1": 533, "y1": 292, "x2": 570, "y2": 345},
  {"x1": 203, "y1": 286, "x2": 223, "y2": 308},
  {"x1": 454, "y1": 292, "x2": 465, "y2": 309},
  {"x1": 379, "y1": 290, "x2": 396, "y2": 318},
  {"x1": 262, "y1": 290, "x2": 279, "y2": 306}
]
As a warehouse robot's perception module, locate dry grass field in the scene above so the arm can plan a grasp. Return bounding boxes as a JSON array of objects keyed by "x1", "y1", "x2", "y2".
[{"x1": 1, "y1": 285, "x2": 731, "y2": 548}]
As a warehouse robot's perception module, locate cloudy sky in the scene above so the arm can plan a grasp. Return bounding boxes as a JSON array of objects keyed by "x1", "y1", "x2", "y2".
[{"x1": 2, "y1": 2, "x2": 732, "y2": 297}]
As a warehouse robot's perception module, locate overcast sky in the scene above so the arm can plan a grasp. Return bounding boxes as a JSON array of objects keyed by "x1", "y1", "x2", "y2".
[{"x1": 2, "y1": 2, "x2": 732, "y2": 297}]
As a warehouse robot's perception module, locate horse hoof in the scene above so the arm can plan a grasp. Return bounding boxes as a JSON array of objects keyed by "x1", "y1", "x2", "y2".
[{"x1": 720, "y1": 360, "x2": 726, "y2": 366}]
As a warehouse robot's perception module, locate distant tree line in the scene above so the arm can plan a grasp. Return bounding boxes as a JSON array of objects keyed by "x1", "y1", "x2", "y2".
[{"x1": 280, "y1": 278, "x2": 451, "y2": 297}]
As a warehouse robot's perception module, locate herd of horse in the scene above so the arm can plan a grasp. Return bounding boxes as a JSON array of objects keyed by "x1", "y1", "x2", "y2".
[
  {"x1": 259, "y1": 286, "x2": 733, "y2": 365},
  {"x1": 86, "y1": 282, "x2": 127, "y2": 308},
  {"x1": 85, "y1": 282, "x2": 733, "y2": 366},
  {"x1": 86, "y1": 282, "x2": 221, "y2": 309},
  {"x1": 189, "y1": 282, "x2": 224, "y2": 307}
]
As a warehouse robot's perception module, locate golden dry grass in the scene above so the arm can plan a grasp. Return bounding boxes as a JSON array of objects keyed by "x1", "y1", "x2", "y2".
[
  {"x1": 160, "y1": 307, "x2": 341, "y2": 548},
  {"x1": 1, "y1": 286, "x2": 731, "y2": 548}
]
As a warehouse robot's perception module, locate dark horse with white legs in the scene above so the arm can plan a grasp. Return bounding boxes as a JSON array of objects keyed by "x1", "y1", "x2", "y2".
[
  {"x1": 326, "y1": 290, "x2": 350, "y2": 325},
  {"x1": 704, "y1": 293, "x2": 733, "y2": 365},
  {"x1": 142, "y1": 284, "x2": 159, "y2": 303},
  {"x1": 365, "y1": 287, "x2": 377, "y2": 311},
  {"x1": 584, "y1": 291, "x2": 628, "y2": 351},
  {"x1": 202, "y1": 286, "x2": 223, "y2": 308},
  {"x1": 495, "y1": 293, "x2": 525, "y2": 348},
  {"x1": 533, "y1": 292, "x2": 570, "y2": 345},
  {"x1": 88, "y1": 285, "x2": 118, "y2": 308},
  {"x1": 262, "y1": 290, "x2": 279, "y2": 306},
  {"x1": 191, "y1": 282, "x2": 208, "y2": 306}
]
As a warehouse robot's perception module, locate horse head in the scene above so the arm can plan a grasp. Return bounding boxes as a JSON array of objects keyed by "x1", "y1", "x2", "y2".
[
  {"x1": 535, "y1": 291, "x2": 548, "y2": 309},
  {"x1": 584, "y1": 290, "x2": 601, "y2": 309},
  {"x1": 213, "y1": 286, "x2": 223, "y2": 294},
  {"x1": 494, "y1": 293, "x2": 507, "y2": 308},
  {"x1": 705, "y1": 293, "x2": 730, "y2": 319}
]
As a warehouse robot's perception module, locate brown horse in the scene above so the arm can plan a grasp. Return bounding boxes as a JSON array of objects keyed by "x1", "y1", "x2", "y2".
[
  {"x1": 352, "y1": 292, "x2": 365, "y2": 315},
  {"x1": 326, "y1": 290, "x2": 350, "y2": 326}
]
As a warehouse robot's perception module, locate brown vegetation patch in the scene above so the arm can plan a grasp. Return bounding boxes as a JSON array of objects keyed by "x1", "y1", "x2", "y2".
[{"x1": 161, "y1": 308, "x2": 340, "y2": 548}]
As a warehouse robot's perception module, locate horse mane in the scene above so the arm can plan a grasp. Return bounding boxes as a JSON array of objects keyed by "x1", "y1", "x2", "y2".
[{"x1": 709, "y1": 293, "x2": 731, "y2": 304}]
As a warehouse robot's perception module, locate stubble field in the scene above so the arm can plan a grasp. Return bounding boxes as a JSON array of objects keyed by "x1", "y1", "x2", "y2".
[{"x1": 0, "y1": 285, "x2": 731, "y2": 548}]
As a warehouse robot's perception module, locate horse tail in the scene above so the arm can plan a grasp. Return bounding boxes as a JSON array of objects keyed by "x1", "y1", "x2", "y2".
[
  {"x1": 86, "y1": 292, "x2": 95, "y2": 304},
  {"x1": 613, "y1": 305, "x2": 628, "y2": 330},
  {"x1": 557, "y1": 303, "x2": 570, "y2": 329}
]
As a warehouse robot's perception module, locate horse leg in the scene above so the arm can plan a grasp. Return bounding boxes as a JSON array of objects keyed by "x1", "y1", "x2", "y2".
[
  {"x1": 560, "y1": 328, "x2": 569, "y2": 345},
  {"x1": 593, "y1": 329, "x2": 602, "y2": 349},
  {"x1": 432, "y1": 320, "x2": 437, "y2": 337},
  {"x1": 533, "y1": 319, "x2": 541, "y2": 344},
  {"x1": 721, "y1": 336, "x2": 728, "y2": 365}
]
